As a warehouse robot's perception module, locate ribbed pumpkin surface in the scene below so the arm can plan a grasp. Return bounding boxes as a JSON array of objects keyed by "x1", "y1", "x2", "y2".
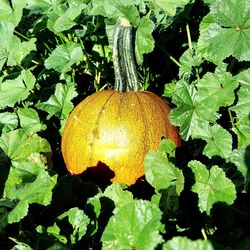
[{"x1": 61, "y1": 89, "x2": 181, "y2": 185}]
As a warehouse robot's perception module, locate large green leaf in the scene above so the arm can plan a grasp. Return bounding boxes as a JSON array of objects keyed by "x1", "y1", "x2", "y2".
[
  {"x1": 193, "y1": 124, "x2": 233, "y2": 159},
  {"x1": 103, "y1": 183, "x2": 133, "y2": 212},
  {"x1": 0, "y1": 70, "x2": 36, "y2": 109},
  {"x1": 44, "y1": 43, "x2": 83, "y2": 73},
  {"x1": 102, "y1": 200, "x2": 163, "y2": 250},
  {"x1": 135, "y1": 17, "x2": 155, "y2": 65},
  {"x1": 0, "y1": 22, "x2": 36, "y2": 71},
  {"x1": 26, "y1": 0, "x2": 65, "y2": 13},
  {"x1": 47, "y1": 1, "x2": 87, "y2": 33},
  {"x1": 144, "y1": 139, "x2": 184, "y2": 195},
  {"x1": 188, "y1": 160, "x2": 236, "y2": 215},
  {"x1": 197, "y1": 0, "x2": 250, "y2": 62},
  {"x1": 0, "y1": 129, "x2": 57, "y2": 231},
  {"x1": 231, "y1": 69, "x2": 250, "y2": 148},
  {"x1": 168, "y1": 80, "x2": 219, "y2": 140},
  {"x1": 151, "y1": 0, "x2": 191, "y2": 16},
  {"x1": 17, "y1": 107, "x2": 47, "y2": 132},
  {"x1": 0, "y1": 112, "x2": 18, "y2": 135},
  {"x1": 195, "y1": 72, "x2": 238, "y2": 109},
  {"x1": 229, "y1": 147, "x2": 250, "y2": 190},
  {"x1": 36, "y1": 81, "x2": 78, "y2": 121},
  {"x1": 0, "y1": 0, "x2": 26, "y2": 26},
  {"x1": 163, "y1": 236, "x2": 214, "y2": 250}
]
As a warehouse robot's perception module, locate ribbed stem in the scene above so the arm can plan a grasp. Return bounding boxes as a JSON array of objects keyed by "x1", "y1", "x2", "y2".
[{"x1": 113, "y1": 18, "x2": 141, "y2": 92}]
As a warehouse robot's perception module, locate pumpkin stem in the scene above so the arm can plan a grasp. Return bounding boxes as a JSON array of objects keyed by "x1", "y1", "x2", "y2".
[{"x1": 113, "y1": 18, "x2": 141, "y2": 92}]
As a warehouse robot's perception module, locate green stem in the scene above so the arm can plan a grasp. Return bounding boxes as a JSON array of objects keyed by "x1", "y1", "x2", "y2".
[{"x1": 113, "y1": 18, "x2": 141, "y2": 92}]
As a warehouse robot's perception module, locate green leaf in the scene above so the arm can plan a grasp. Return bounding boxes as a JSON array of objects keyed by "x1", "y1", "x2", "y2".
[
  {"x1": 102, "y1": 200, "x2": 163, "y2": 250},
  {"x1": 57, "y1": 207, "x2": 90, "y2": 244},
  {"x1": 230, "y1": 69, "x2": 250, "y2": 148},
  {"x1": 188, "y1": 160, "x2": 237, "y2": 215},
  {"x1": 0, "y1": 128, "x2": 51, "y2": 161},
  {"x1": 179, "y1": 47, "x2": 204, "y2": 79},
  {"x1": 0, "y1": 70, "x2": 36, "y2": 109},
  {"x1": 44, "y1": 43, "x2": 83, "y2": 73},
  {"x1": 195, "y1": 72, "x2": 238, "y2": 109},
  {"x1": 7, "y1": 200, "x2": 29, "y2": 224},
  {"x1": 135, "y1": 17, "x2": 155, "y2": 65},
  {"x1": 0, "y1": 129, "x2": 56, "y2": 230},
  {"x1": 26, "y1": 0, "x2": 65, "y2": 14},
  {"x1": 0, "y1": 0, "x2": 26, "y2": 26},
  {"x1": 229, "y1": 147, "x2": 250, "y2": 190},
  {"x1": 89, "y1": 0, "x2": 141, "y2": 23},
  {"x1": 47, "y1": 1, "x2": 87, "y2": 33},
  {"x1": 17, "y1": 107, "x2": 47, "y2": 132},
  {"x1": 169, "y1": 80, "x2": 219, "y2": 140},
  {"x1": 103, "y1": 183, "x2": 133, "y2": 211},
  {"x1": 0, "y1": 112, "x2": 18, "y2": 134},
  {"x1": 144, "y1": 140, "x2": 184, "y2": 195},
  {"x1": 163, "y1": 236, "x2": 214, "y2": 250},
  {"x1": 9, "y1": 237, "x2": 33, "y2": 250},
  {"x1": 193, "y1": 124, "x2": 233, "y2": 159},
  {"x1": 151, "y1": 0, "x2": 191, "y2": 16},
  {"x1": 0, "y1": 22, "x2": 36, "y2": 70},
  {"x1": 47, "y1": 223, "x2": 67, "y2": 244},
  {"x1": 197, "y1": 0, "x2": 250, "y2": 62},
  {"x1": 36, "y1": 81, "x2": 78, "y2": 122}
]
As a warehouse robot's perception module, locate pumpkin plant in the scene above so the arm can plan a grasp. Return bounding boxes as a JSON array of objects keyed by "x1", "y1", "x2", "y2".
[{"x1": 61, "y1": 18, "x2": 181, "y2": 185}]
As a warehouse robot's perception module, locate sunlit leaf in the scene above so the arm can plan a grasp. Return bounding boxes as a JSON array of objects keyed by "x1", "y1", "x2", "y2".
[
  {"x1": 169, "y1": 80, "x2": 219, "y2": 140},
  {"x1": 44, "y1": 43, "x2": 83, "y2": 73},
  {"x1": 36, "y1": 81, "x2": 78, "y2": 123},
  {"x1": 188, "y1": 160, "x2": 236, "y2": 215},
  {"x1": 0, "y1": 70, "x2": 36, "y2": 109},
  {"x1": 57, "y1": 207, "x2": 90, "y2": 244},
  {"x1": 17, "y1": 107, "x2": 47, "y2": 132},
  {"x1": 0, "y1": 112, "x2": 18, "y2": 135},
  {"x1": 151, "y1": 0, "x2": 191, "y2": 16},
  {"x1": 0, "y1": 22, "x2": 36, "y2": 71},
  {"x1": 135, "y1": 17, "x2": 155, "y2": 65},
  {"x1": 193, "y1": 124, "x2": 233, "y2": 159},
  {"x1": 47, "y1": 1, "x2": 87, "y2": 33},
  {"x1": 102, "y1": 200, "x2": 163, "y2": 250},
  {"x1": 163, "y1": 236, "x2": 214, "y2": 250},
  {"x1": 144, "y1": 140, "x2": 184, "y2": 195},
  {"x1": 103, "y1": 183, "x2": 133, "y2": 211},
  {"x1": 197, "y1": 0, "x2": 250, "y2": 62},
  {"x1": 0, "y1": 0, "x2": 26, "y2": 26}
]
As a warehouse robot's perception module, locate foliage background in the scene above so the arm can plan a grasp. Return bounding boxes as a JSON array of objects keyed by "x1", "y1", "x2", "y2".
[{"x1": 0, "y1": 0, "x2": 250, "y2": 249}]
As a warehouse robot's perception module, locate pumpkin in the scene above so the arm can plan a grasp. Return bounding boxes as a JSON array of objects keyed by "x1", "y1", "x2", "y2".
[{"x1": 61, "y1": 18, "x2": 181, "y2": 186}]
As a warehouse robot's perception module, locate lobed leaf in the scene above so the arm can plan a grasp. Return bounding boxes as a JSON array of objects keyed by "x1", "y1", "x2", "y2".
[
  {"x1": 17, "y1": 107, "x2": 47, "y2": 133},
  {"x1": 163, "y1": 236, "x2": 214, "y2": 250},
  {"x1": 102, "y1": 200, "x2": 163, "y2": 250},
  {"x1": 44, "y1": 43, "x2": 83, "y2": 73},
  {"x1": 0, "y1": 22, "x2": 36, "y2": 71},
  {"x1": 188, "y1": 160, "x2": 237, "y2": 215},
  {"x1": 36, "y1": 81, "x2": 78, "y2": 127},
  {"x1": 151, "y1": 0, "x2": 191, "y2": 16},
  {"x1": 197, "y1": 0, "x2": 250, "y2": 62},
  {"x1": 135, "y1": 17, "x2": 155, "y2": 65},
  {"x1": 169, "y1": 80, "x2": 219, "y2": 140},
  {"x1": 193, "y1": 124, "x2": 233, "y2": 159},
  {"x1": 0, "y1": 112, "x2": 18, "y2": 135},
  {"x1": 0, "y1": 70, "x2": 36, "y2": 109},
  {"x1": 0, "y1": 0, "x2": 26, "y2": 26},
  {"x1": 144, "y1": 139, "x2": 184, "y2": 195}
]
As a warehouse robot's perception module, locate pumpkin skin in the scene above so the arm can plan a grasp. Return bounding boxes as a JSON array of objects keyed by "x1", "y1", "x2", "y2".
[{"x1": 61, "y1": 89, "x2": 181, "y2": 186}]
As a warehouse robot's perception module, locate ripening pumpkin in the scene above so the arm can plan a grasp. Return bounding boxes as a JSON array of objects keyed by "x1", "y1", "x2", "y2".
[{"x1": 61, "y1": 18, "x2": 181, "y2": 186}]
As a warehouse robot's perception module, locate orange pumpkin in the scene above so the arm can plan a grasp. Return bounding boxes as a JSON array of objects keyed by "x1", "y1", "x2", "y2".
[{"x1": 61, "y1": 18, "x2": 181, "y2": 186}]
